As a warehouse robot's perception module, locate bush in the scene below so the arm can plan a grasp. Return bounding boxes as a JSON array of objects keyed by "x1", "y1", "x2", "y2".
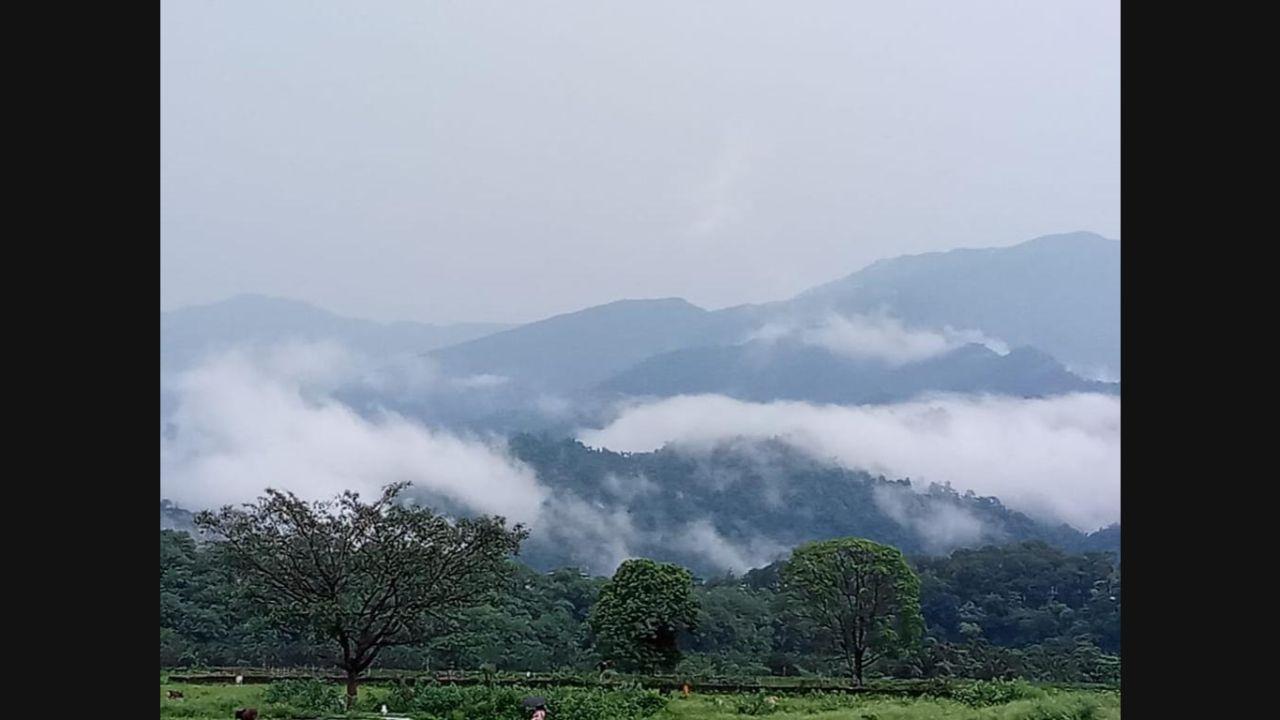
[
  {"x1": 986, "y1": 693, "x2": 1103, "y2": 720},
  {"x1": 950, "y1": 679, "x2": 1043, "y2": 707},
  {"x1": 550, "y1": 686, "x2": 666, "y2": 720},
  {"x1": 390, "y1": 684, "x2": 666, "y2": 720},
  {"x1": 734, "y1": 692, "x2": 781, "y2": 715},
  {"x1": 262, "y1": 678, "x2": 345, "y2": 715}
]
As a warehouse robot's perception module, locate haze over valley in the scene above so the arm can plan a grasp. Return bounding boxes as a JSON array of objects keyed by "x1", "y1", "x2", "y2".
[{"x1": 161, "y1": 231, "x2": 1120, "y2": 575}]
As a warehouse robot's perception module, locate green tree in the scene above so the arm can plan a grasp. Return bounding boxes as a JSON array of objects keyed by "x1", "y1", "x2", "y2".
[
  {"x1": 195, "y1": 482, "x2": 526, "y2": 709},
  {"x1": 589, "y1": 559, "x2": 699, "y2": 673},
  {"x1": 782, "y1": 537, "x2": 924, "y2": 685}
]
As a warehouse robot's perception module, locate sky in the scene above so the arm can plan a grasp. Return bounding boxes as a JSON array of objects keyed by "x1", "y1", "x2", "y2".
[{"x1": 161, "y1": 0, "x2": 1119, "y2": 325}]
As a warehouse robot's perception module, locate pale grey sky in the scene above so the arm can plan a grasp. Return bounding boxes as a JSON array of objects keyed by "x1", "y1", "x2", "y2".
[{"x1": 161, "y1": 1, "x2": 1118, "y2": 325}]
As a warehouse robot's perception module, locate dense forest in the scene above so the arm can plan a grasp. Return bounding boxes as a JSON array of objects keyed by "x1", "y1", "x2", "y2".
[{"x1": 161, "y1": 528, "x2": 1118, "y2": 683}]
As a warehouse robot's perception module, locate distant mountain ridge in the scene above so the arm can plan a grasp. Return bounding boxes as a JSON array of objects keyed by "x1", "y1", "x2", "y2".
[
  {"x1": 599, "y1": 340, "x2": 1116, "y2": 404},
  {"x1": 779, "y1": 231, "x2": 1119, "y2": 374},
  {"x1": 162, "y1": 232, "x2": 1119, "y2": 415},
  {"x1": 424, "y1": 231, "x2": 1119, "y2": 396},
  {"x1": 429, "y1": 298, "x2": 741, "y2": 391},
  {"x1": 161, "y1": 294, "x2": 514, "y2": 372}
]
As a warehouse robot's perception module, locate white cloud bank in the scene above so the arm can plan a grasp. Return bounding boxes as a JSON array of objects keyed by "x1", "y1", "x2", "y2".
[
  {"x1": 872, "y1": 484, "x2": 988, "y2": 553},
  {"x1": 672, "y1": 519, "x2": 790, "y2": 574},
  {"x1": 535, "y1": 496, "x2": 787, "y2": 575},
  {"x1": 160, "y1": 341, "x2": 1119, "y2": 575},
  {"x1": 747, "y1": 312, "x2": 1009, "y2": 366},
  {"x1": 159, "y1": 342, "x2": 788, "y2": 575},
  {"x1": 579, "y1": 393, "x2": 1119, "y2": 532},
  {"x1": 160, "y1": 343, "x2": 547, "y2": 524}
]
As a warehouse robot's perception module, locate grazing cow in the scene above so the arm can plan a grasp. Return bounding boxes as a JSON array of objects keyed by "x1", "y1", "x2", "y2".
[{"x1": 234, "y1": 709, "x2": 258, "y2": 720}]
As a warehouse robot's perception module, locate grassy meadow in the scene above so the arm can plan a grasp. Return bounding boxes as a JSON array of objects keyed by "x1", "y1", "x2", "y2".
[{"x1": 159, "y1": 674, "x2": 1119, "y2": 720}]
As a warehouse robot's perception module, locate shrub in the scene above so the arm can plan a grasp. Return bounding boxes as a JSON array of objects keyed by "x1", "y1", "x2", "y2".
[
  {"x1": 950, "y1": 679, "x2": 1043, "y2": 707},
  {"x1": 395, "y1": 684, "x2": 665, "y2": 720},
  {"x1": 262, "y1": 679, "x2": 345, "y2": 715},
  {"x1": 734, "y1": 692, "x2": 781, "y2": 716},
  {"x1": 987, "y1": 693, "x2": 1103, "y2": 720}
]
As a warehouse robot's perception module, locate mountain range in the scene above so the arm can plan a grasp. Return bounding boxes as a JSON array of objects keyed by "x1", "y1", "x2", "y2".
[
  {"x1": 161, "y1": 294, "x2": 514, "y2": 374},
  {"x1": 430, "y1": 232, "x2": 1118, "y2": 392},
  {"x1": 162, "y1": 232, "x2": 1120, "y2": 409},
  {"x1": 160, "y1": 232, "x2": 1121, "y2": 568},
  {"x1": 599, "y1": 341, "x2": 1115, "y2": 404}
]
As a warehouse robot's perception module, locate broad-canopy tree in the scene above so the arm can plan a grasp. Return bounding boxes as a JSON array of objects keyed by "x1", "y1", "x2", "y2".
[
  {"x1": 782, "y1": 537, "x2": 924, "y2": 685},
  {"x1": 588, "y1": 558, "x2": 699, "y2": 673},
  {"x1": 195, "y1": 482, "x2": 527, "y2": 708}
]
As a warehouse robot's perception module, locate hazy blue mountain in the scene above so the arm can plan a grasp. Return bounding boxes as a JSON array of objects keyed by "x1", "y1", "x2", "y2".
[
  {"x1": 161, "y1": 233, "x2": 1119, "y2": 431},
  {"x1": 599, "y1": 340, "x2": 1117, "y2": 404},
  {"x1": 429, "y1": 298, "x2": 742, "y2": 390},
  {"x1": 770, "y1": 231, "x2": 1120, "y2": 376},
  {"x1": 160, "y1": 294, "x2": 513, "y2": 371},
  {"x1": 427, "y1": 232, "x2": 1118, "y2": 394}
]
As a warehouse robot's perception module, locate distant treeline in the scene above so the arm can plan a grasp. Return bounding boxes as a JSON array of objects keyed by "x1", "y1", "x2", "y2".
[{"x1": 161, "y1": 530, "x2": 1118, "y2": 683}]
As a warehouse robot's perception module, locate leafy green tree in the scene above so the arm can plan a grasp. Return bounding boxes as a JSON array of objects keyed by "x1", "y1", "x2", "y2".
[
  {"x1": 783, "y1": 537, "x2": 924, "y2": 685},
  {"x1": 589, "y1": 559, "x2": 699, "y2": 672},
  {"x1": 195, "y1": 482, "x2": 527, "y2": 709}
]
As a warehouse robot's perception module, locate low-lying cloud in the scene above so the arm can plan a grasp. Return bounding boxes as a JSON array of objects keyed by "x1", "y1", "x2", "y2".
[
  {"x1": 159, "y1": 342, "x2": 783, "y2": 576},
  {"x1": 872, "y1": 484, "x2": 988, "y2": 553},
  {"x1": 748, "y1": 312, "x2": 1009, "y2": 365},
  {"x1": 672, "y1": 519, "x2": 790, "y2": 574},
  {"x1": 1068, "y1": 363, "x2": 1120, "y2": 384},
  {"x1": 578, "y1": 393, "x2": 1120, "y2": 531},
  {"x1": 160, "y1": 340, "x2": 1119, "y2": 576},
  {"x1": 532, "y1": 495, "x2": 788, "y2": 575},
  {"x1": 160, "y1": 343, "x2": 547, "y2": 524}
]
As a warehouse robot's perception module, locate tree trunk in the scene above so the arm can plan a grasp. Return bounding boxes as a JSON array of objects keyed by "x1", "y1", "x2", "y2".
[
  {"x1": 853, "y1": 648, "x2": 865, "y2": 687},
  {"x1": 346, "y1": 670, "x2": 359, "y2": 711}
]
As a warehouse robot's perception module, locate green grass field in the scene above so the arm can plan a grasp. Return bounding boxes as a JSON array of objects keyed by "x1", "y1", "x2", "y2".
[
  {"x1": 657, "y1": 692, "x2": 1119, "y2": 720},
  {"x1": 160, "y1": 676, "x2": 1119, "y2": 720}
]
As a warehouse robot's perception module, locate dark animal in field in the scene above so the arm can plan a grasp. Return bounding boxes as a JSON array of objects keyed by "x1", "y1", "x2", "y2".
[
  {"x1": 234, "y1": 709, "x2": 258, "y2": 720},
  {"x1": 167, "y1": 690, "x2": 184, "y2": 699}
]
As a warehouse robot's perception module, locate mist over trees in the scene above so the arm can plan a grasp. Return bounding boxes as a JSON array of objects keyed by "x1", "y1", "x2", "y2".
[
  {"x1": 162, "y1": 432, "x2": 1119, "y2": 580},
  {"x1": 504, "y1": 435, "x2": 1120, "y2": 575}
]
